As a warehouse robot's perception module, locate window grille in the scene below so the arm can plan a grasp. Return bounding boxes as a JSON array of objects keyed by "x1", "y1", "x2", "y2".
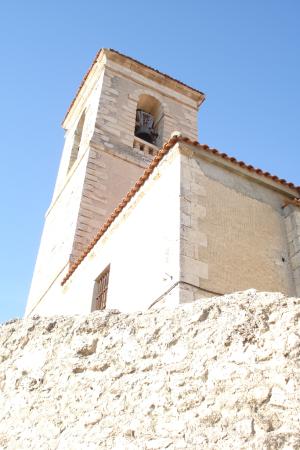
[{"x1": 95, "y1": 266, "x2": 110, "y2": 310}]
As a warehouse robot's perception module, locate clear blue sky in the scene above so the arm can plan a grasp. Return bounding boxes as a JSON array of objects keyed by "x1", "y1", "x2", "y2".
[{"x1": 0, "y1": 0, "x2": 299, "y2": 323}]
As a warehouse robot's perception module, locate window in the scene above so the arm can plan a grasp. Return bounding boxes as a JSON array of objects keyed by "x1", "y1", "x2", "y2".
[
  {"x1": 68, "y1": 111, "x2": 85, "y2": 172},
  {"x1": 93, "y1": 266, "x2": 110, "y2": 310},
  {"x1": 134, "y1": 95, "x2": 164, "y2": 147}
]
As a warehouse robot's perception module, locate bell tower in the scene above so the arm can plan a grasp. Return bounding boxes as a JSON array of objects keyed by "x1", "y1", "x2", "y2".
[{"x1": 26, "y1": 49, "x2": 205, "y2": 315}]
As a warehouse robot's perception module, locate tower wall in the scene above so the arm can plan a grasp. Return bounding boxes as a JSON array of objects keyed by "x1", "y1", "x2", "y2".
[
  {"x1": 72, "y1": 60, "x2": 200, "y2": 257},
  {"x1": 26, "y1": 50, "x2": 202, "y2": 315},
  {"x1": 25, "y1": 149, "x2": 89, "y2": 315},
  {"x1": 26, "y1": 62, "x2": 106, "y2": 315}
]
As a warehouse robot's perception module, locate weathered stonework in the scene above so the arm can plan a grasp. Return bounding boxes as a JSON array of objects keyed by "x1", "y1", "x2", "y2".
[
  {"x1": 283, "y1": 204, "x2": 300, "y2": 295},
  {"x1": 181, "y1": 142, "x2": 297, "y2": 299},
  {"x1": 2, "y1": 290, "x2": 300, "y2": 449},
  {"x1": 179, "y1": 145, "x2": 208, "y2": 302}
]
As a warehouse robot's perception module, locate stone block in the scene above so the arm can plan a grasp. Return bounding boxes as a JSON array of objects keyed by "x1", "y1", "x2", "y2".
[
  {"x1": 196, "y1": 233, "x2": 208, "y2": 249},
  {"x1": 192, "y1": 204, "x2": 206, "y2": 219},
  {"x1": 181, "y1": 212, "x2": 191, "y2": 227},
  {"x1": 293, "y1": 211, "x2": 300, "y2": 228},
  {"x1": 181, "y1": 240, "x2": 196, "y2": 258},
  {"x1": 181, "y1": 255, "x2": 208, "y2": 280},
  {"x1": 291, "y1": 252, "x2": 300, "y2": 270},
  {"x1": 180, "y1": 271, "x2": 199, "y2": 286},
  {"x1": 180, "y1": 226, "x2": 206, "y2": 245},
  {"x1": 180, "y1": 197, "x2": 192, "y2": 215},
  {"x1": 180, "y1": 183, "x2": 192, "y2": 198},
  {"x1": 190, "y1": 182, "x2": 206, "y2": 196}
]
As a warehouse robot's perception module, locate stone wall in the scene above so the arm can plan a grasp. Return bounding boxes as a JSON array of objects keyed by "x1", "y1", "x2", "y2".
[
  {"x1": 283, "y1": 204, "x2": 300, "y2": 295},
  {"x1": 1, "y1": 290, "x2": 300, "y2": 449},
  {"x1": 96, "y1": 62, "x2": 199, "y2": 147},
  {"x1": 178, "y1": 142, "x2": 298, "y2": 301}
]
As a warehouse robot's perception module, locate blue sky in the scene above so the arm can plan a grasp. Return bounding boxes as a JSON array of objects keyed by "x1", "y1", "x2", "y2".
[{"x1": 0, "y1": 0, "x2": 299, "y2": 323}]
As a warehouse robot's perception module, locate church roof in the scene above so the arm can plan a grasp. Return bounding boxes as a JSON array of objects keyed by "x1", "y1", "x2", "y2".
[
  {"x1": 62, "y1": 48, "x2": 205, "y2": 126},
  {"x1": 61, "y1": 135, "x2": 300, "y2": 286}
]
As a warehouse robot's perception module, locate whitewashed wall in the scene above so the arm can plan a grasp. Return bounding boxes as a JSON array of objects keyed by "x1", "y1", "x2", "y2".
[{"x1": 27, "y1": 145, "x2": 182, "y2": 316}]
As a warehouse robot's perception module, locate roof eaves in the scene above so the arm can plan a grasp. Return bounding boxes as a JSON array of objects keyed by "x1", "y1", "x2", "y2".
[
  {"x1": 282, "y1": 198, "x2": 300, "y2": 208},
  {"x1": 185, "y1": 138, "x2": 300, "y2": 193},
  {"x1": 61, "y1": 134, "x2": 180, "y2": 285}
]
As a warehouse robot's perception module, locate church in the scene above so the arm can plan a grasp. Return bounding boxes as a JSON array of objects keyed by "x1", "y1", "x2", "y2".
[{"x1": 25, "y1": 49, "x2": 300, "y2": 317}]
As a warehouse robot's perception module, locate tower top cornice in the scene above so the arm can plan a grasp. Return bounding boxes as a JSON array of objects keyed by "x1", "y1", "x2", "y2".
[{"x1": 62, "y1": 48, "x2": 205, "y2": 127}]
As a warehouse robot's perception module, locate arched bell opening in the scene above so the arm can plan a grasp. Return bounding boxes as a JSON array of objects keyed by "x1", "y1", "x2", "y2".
[{"x1": 134, "y1": 95, "x2": 164, "y2": 147}]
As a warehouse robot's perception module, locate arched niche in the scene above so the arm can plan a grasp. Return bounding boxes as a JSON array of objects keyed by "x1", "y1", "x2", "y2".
[
  {"x1": 134, "y1": 94, "x2": 164, "y2": 147},
  {"x1": 68, "y1": 111, "x2": 85, "y2": 172}
]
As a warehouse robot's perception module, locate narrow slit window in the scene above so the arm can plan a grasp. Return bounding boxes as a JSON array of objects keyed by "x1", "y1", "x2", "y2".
[{"x1": 94, "y1": 266, "x2": 110, "y2": 310}]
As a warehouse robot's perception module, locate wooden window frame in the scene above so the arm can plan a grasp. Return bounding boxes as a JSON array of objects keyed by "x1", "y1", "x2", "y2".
[{"x1": 92, "y1": 266, "x2": 110, "y2": 311}]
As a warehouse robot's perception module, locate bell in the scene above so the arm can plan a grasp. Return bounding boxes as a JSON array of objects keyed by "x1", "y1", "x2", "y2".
[{"x1": 135, "y1": 109, "x2": 157, "y2": 144}]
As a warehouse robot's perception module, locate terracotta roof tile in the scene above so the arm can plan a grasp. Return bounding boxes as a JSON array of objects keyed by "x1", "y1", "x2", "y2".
[
  {"x1": 61, "y1": 136, "x2": 299, "y2": 285},
  {"x1": 283, "y1": 198, "x2": 300, "y2": 208}
]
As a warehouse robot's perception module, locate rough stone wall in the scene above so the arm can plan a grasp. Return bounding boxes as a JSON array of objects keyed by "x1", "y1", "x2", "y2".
[{"x1": 1, "y1": 290, "x2": 300, "y2": 450}]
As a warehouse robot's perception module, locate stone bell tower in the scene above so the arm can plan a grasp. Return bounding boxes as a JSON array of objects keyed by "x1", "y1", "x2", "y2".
[{"x1": 26, "y1": 49, "x2": 205, "y2": 315}]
